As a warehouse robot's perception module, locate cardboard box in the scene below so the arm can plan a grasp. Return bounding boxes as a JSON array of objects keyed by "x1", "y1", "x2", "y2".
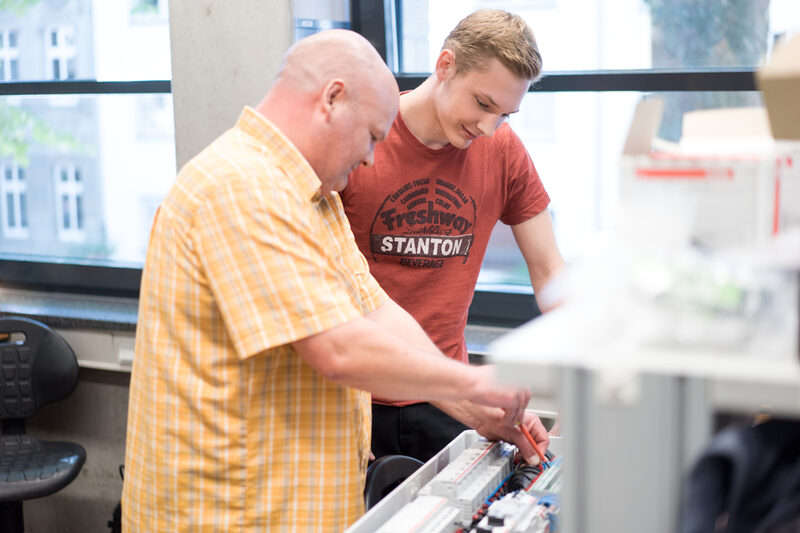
[
  {"x1": 756, "y1": 34, "x2": 800, "y2": 141},
  {"x1": 619, "y1": 36, "x2": 800, "y2": 249}
]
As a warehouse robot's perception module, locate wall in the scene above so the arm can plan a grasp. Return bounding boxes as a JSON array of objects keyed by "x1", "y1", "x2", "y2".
[
  {"x1": 168, "y1": 0, "x2": 293, "y2": 168},
  {"x1": 25, "y1": 369, "x2": 130, "y2": 532}
]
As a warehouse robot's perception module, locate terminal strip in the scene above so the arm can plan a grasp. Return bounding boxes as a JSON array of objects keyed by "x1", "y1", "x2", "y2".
[
  {"x1": 420, "y1": 439, "x2": 516, "y2": 523},
  {"x1": 376, "y1": 495, "x2": 461, "y2": 533},
  {"x1": 468, "y1": 491, "x2": 554, "y2": 533},
  {"x1": 374, "y1": 437, "x2": 562, "y2": 532},
  {"x1": 375, "y1": 438, "x2": 542, "y2": 532}
]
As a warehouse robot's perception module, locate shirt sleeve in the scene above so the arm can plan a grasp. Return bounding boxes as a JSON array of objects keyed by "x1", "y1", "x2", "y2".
[
  {"x1": 498, "y1": 126, "x2": 551, "y2": 226},
  {"x1": 194, "y1": 173, "x2": 384, "y2": 360}
]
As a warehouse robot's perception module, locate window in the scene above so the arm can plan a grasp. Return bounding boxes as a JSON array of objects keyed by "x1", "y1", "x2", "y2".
[
  {"x1": 44, "y1": 25, "x2": 76, "y2": 80},
  {"x1": 0, "y1": 29, "x2": 19, "y2": 81},
  {"x1": 0, "y1": 0, "x2": 173, "y2": 294},
  {"x1": 1, "y1": 163, "x2": 28, "y2": 238},
  {"x1": 351, "y1": 0, "x2": 800, "y2": 324},
  {"x1": 54, "y1": 164, "x2": 84, "y2": 241}
]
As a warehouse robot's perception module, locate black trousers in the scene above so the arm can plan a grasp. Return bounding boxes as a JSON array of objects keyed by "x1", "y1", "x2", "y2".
[{"x1": 371, "y1": 402, "x2": 469, "y2": 463}]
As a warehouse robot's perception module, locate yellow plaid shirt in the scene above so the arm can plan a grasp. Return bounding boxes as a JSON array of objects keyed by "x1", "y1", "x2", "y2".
[{"x1": 123, "y1": 107, "x2": 388, "y2": 532}]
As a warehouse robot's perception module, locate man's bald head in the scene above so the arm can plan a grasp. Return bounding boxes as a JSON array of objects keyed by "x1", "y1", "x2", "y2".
[
  {"x1": 257, "y1": 30, "x2": 399, "y2": 196},
  {"x1": 276, "y1": 29, "x2": 396, "y2": 99}
]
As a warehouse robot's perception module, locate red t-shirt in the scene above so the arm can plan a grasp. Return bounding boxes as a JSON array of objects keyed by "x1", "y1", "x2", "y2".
[{"x1": 340, "y1": 111, "x2": 550, "y2": 406}]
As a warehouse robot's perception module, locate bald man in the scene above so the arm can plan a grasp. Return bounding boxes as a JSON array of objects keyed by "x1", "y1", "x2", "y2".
[{"x1": 122, "y1": 30, "x2": 542, "y2": 532}]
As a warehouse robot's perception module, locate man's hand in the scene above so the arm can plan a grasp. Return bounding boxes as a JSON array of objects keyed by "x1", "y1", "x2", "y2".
[
  {"x1": 470, "y1": 408, "x2": 549, "y2": 466},
  {"x1": 466, "y1": 365, "x2": 531, "y2": 423}
]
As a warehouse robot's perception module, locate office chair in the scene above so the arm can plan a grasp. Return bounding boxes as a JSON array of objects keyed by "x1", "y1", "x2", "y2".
[
  {"x1": 363, "y1": 454, "x2": 424, "y2": 510},
  {"x1": 0, "y1": 316, "x2": 86, "y2": 533}
]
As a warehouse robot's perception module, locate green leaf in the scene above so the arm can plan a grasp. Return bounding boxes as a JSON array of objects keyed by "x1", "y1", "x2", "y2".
[{"x1": 0, "y1": 0, "x2": 42, "y2": 17}]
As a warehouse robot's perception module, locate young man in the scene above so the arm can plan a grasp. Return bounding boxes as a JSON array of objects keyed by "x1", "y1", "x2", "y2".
[
  {"x1": 341, "y1": 9, "x2": 565, "y2": 462},
  {"x1": 122, "y1": 29, "x2": 546, "y2": 532}
]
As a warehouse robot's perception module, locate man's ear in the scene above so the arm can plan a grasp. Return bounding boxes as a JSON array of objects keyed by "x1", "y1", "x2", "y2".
[
  {"x1": 321, "y1": 79, "x2": 346, "y2": 119},
  {"x1": 435, "y1": 49, "x2": 456, "y2": 81}
]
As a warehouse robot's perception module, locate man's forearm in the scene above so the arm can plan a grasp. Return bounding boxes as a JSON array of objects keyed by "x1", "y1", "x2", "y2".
[{"x1": 365, "y1": 298, "x2": 444, "y2": 355}]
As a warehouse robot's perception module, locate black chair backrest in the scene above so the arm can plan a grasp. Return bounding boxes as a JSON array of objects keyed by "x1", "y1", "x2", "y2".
[
  {"x1": 0, "y1": 317, "x2": 79, "y2": 422},
  {"x1": 364, "y1": 455, "x2": 424, "y2": 511}
]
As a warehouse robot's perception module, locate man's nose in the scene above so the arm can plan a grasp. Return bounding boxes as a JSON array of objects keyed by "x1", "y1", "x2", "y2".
[
  {"x1": 477, "y1": 114, "x2": 503, "y2": 137},
  {"x1": 361, "y1": 147, "x2": 375, "y2": 168}
]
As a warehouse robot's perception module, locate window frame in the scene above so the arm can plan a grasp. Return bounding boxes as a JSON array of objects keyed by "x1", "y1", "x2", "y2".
[
  {"x1": 351, "y1": 0, "x2": 759, "y2": 326},
  {"x1": 0, "y1": 80, "x2": 169, "y2": 297},
  {"x1": 0, "y1": 4, "x2": 762, "y2": 321}
]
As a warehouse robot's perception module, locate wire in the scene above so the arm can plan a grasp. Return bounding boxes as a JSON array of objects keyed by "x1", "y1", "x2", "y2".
[{"x1": 484, "y1": 470, "x2": 515, "y2": 506}]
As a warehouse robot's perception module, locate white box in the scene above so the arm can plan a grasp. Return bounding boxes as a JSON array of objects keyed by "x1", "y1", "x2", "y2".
[{"x1": 619, "y1": 99, "x2": 800, "y2": 250}]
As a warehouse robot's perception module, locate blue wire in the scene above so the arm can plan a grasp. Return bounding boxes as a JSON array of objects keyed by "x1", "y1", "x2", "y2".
[
  {"x1": 484, "y1": 471, "x2": 515, "y2": 506},
  {"x1": 538, "y1": 493, "x2": 560, "y2": 506}
]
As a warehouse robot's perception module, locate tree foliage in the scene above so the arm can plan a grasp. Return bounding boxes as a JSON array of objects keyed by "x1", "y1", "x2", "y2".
[
  {"x1": 130, "y1": 0, "x2": 158, "y2": 16},
  {"x1": 0, "y1": 0, "x2": 41, "y2": 16},
  {"x1": 642, "y1": 0, "x2": 771, "y2": 141},
  {"x1": 0, "y1": 103, "x2": 84, "y2": 167}
]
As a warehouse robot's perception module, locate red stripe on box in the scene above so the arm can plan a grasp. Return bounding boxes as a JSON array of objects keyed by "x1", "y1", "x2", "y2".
[{"x1": 635, "y1": 168, "x2": 734, "y2": 179}]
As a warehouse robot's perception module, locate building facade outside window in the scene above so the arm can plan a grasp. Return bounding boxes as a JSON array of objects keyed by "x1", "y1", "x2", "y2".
[
  {"x1": 0, "y1": 0, "x2": 173, "y2": 280},
  {"x1": 0, "y1": 28, "x2": 19, "y2": 81}
]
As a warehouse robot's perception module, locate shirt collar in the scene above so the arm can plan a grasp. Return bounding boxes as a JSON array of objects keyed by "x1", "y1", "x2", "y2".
[{"x1": 235, "y1": 106, "x2": 322, "y2": 201}]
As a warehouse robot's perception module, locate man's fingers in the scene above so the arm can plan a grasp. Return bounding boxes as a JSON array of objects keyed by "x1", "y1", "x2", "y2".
[
  {"x1": 528, "y1": 416, "x2": 550, "y2": 452},
  {"x1": 507, "y1": 426, "x2": 538, "y2": 466}
]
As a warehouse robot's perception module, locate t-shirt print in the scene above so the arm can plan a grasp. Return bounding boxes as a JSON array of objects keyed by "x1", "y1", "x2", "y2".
[{"x1": 369, "y1": 176, "x2": 476, "y2": 268}]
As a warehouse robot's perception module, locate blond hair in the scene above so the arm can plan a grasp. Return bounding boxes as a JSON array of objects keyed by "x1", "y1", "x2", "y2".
[{"x1": 442, "y1": 9, "x2": 542, "y2": 82}]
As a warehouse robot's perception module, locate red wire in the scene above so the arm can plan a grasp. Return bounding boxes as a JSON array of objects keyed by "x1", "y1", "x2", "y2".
[{"x1": 517, "y1": 422, "x2": 547, "y2": 464}]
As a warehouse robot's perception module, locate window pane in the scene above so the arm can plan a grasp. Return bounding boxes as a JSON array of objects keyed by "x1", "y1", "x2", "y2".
[
  {"x1": 0, "y1": 94, "x2": 176, "y2": 265},
  {"x1": 6, "y1": 193, "x2": 14, "y2": 225},
  {"x1": 62, "y1": 194, "x2": 70, "y2": 229},
  {"x1": 399, "y1": 0, "x2": 800, "y2": 73},
  {"x1": 0, "y1": 1, "x2": 171, "y2": 82},
  {"x1": 76, "y1": 194, "x2": 83, "y2": 229},
  {"x1": 19, "y1": 192, "x2": 26, "y2": 227},
  {"x1": 480, "y1": 90, "x2": 764, "y2": 286}
]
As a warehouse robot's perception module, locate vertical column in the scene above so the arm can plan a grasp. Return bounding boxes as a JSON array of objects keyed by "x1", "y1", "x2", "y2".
[{"x1": 168, "y1": 0, "x2": 293, "y2": 168}]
